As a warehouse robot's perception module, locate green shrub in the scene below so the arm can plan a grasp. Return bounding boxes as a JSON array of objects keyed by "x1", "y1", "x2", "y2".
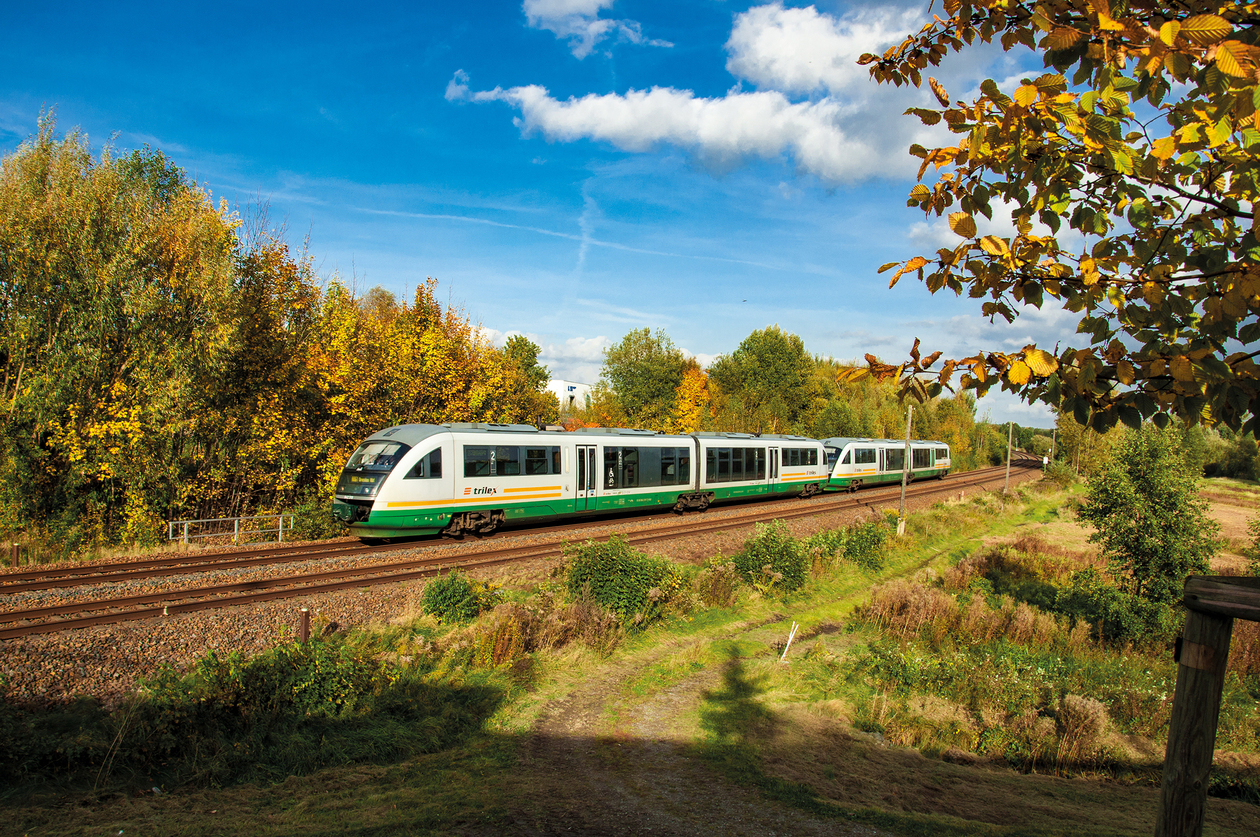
[
  {"x1": 564, "y1": 535, "x2": 680, "y2": 625},
  {"x1": 732, "y1": 520, "x2": 808, "y2": 593},
  {"x1": 287, "y1": 489, "x2": 348, "y2": 541},
  {"x1": 1053, "y1": 569, "x2": 1180, "y2": 647},
  {"x1": 843, "y1": 521, "x2": 887, "y2": 571},
  {"x1": 421, "y1": 571, "x2": 501, "y2": 623}
]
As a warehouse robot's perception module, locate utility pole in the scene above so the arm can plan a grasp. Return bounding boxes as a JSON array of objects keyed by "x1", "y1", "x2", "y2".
[
  {"x1": 1050, "y1": 426, "x2": 1056, "y2": 461},
  {"x1": 898, "y1": 402, "x2": 913, "y2": 536},
  {"x1": 1004, "y1": 420, "x2": 1013, "y2": 495}
]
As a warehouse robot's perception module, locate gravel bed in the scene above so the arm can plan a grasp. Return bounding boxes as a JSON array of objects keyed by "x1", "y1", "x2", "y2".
[{"x1": 0, "y1": 469, "x2": 1038, "y2": 707}]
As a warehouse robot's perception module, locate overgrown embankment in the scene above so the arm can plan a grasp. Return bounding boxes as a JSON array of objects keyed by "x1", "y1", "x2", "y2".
[{"x1": 6, "y1": 477, "x2": 1260, "y2": 836}]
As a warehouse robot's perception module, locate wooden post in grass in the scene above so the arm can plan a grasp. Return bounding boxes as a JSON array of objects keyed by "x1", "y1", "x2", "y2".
[
  {"x1": 1156, "y1": 576, "x2": 1260, "y2": 837},
  {"x1": 299, "y1": 607, "x2": 310, "y2": 642}
]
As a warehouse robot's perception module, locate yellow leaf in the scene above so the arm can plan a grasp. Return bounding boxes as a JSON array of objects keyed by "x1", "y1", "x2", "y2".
[
  {"x1": 928, "y1": 76, "x2": 950, "y2": 107},
  {"x1": 1024, "y1": 349, "x2": 1059, "y2": 376},
  {"x1": 1013, "y1": 84, "x2": 1039, "y2": 107},
  {"x1": 1150, "y1": 136, "x2": 1176, "y2": 160},
  {"x1": 1180, "y1": 14, "x2": 1231, "y2": 46},
  {"x1": 1116, "y1": 360, "x2": 1136, "y2": 385},
  {"x1": 1159, "y1": 21, "x2": 1180, "y2": 46},
  {"x1": 1047, "y1": 27, "x2": 1084, "y2": 51},
  {"x1": 1007, "y1": 360, "x2": 1032, "y2": 386},
  {"x1": 1216, "y1": 41, "x2": 1260, "y2": 78},
  {"x1": 979, "y1": 235, "x2": 1009, "y2": 256},
  {"x1": 1170, "y1": 355, "x2": 1194, "y2": 381},
  {"x1": 948, "y1": 212, "x2": 977, "y2": 238}
]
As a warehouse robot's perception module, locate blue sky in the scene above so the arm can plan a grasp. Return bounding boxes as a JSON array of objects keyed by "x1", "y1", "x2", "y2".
[{"x1": 2, "y1": 0, "x2": 1068, "y2": 426}]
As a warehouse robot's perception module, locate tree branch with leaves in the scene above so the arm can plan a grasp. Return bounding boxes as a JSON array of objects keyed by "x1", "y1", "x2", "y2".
[{"x1": 856, "y1": 0, "x2": 1260, "y2": 434}]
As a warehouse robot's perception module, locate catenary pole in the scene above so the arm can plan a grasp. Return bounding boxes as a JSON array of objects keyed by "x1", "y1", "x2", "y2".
[
  {"x1": 897, "y1": 402, "x2": 912, "y2": 536},
  {"x1": 1004, "y1": 421, "x2": 1013, "y2": 494}
]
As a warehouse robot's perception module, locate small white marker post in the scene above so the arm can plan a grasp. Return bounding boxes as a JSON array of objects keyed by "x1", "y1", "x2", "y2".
[{"x1": 780, "y1": 621, "x2": 800, "y2": 662}]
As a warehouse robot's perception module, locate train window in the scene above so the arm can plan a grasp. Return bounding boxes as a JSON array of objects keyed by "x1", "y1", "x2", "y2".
[
  {"x1": 494, "y1": 446, "x2": 521, "y2": 476},
  {"x1": 731, "y1": 448, "x2": 744, "y2": 480},
  {"x1": 937, "y1": 447, "x2": 949, "y2": 460},
  {"x1": 912, "y1": 448, "x2": 931, "y2": 469},
  {"x1": 678, "y1": 448, "x2": 691, "y2": 484},
  {"x1": 660, "y1": 448, "x2": 675, "y2": 484},
  {"x1": 525, "y1": 448, "x2": 549, "y2": 475},
  {"x1": 841, "y1": 449, "x2": 851, "y2": 465},
  {"x1": 717, "y1": 448, "x2": 730, "y2": 481},
  {"x1": 639, "y1": 447, "x2": 662, "y2": 487},
  {"x1": 404, "y1": 448, "x2": 442, "y2": 479},
  {"x1": 706, "y1": 449, "x2": 717, "y2": 482},
  {"x1": 756, "y1": 448, "x2": 766, "y2": 479},
  {"x1": 807, "y1": 448, "x2": 818, "y2": 466},
  {"x1": 464, "y1": 446, "x2": 491, "y2": 477},
  {"x1": 623, "y1": 447, "x2": 639, "y2": 487},
  {"x1": 605, "y1": 447, "x2": 620, "y2": 488},
  {"x1": 886, "y1": 448, "x2": 905, "y2": 471},
  {"x1": 744, "y1": 449, "x2": 756, "y2": 480},
  {"x1": 347, "y1": 441, "x2": 410, "y2": 471},
  {"x1": 826, "y1": 447, "x2": 838, "y2": 466},
  {"x1": 854, "y1": 448, "x2": 875, "y2": 465},
  {"x1": 552, "y1": 446, "x2": 562, "y2": 473}
]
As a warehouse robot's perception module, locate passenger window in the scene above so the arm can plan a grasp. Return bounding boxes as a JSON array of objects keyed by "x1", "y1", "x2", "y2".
[
  {"x1": 405, "y1": 448, "x2": 443, "y2": 479},
  {"x1": 678, "y1": 448, "x2": 691, "y2": 484},
  {"x1": 495, "y1": 446, "x2": 520, "y2": 476},
  {"x1": 525, "y1": 448, "x2": 549, "y2": 475},
  {"x1": 552, "y1": 446, "x2": 562, "y2": 474},
  {"x1": 854, "y1": 448, "x2": 876, "y2": 465},
  {"x1": 841, "y1": 449, "x2": 851, "y2": 465},
  {"x1": 464, "y1": 446, "x2": 490, "y2": 477},
  {"x1": 731, "y1": 448, "x2": 744, "y2": 480}
]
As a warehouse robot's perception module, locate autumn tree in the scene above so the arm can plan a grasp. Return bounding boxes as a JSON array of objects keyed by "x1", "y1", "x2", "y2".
[
  {"x1": 862, "y1": 1, "x2": 1260, "y2": 434},
  {"x1": 599, "y1": 328, "x2": 689, "y2": 429},
  {"x1": 0, "y1": 117, "x2": 238, "y2": 546},
  {"x1": 668, "y1": 360, "x2": 712, "y2": 433}
]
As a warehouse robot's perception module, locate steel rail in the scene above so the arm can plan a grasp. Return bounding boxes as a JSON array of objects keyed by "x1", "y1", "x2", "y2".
[{"x1": 0, "y1": 462, "x2": 1038, "y2": 639}]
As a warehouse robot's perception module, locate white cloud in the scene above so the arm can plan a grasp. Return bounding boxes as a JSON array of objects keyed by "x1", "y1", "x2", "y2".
[
  {"x1": 522, "y1": 0, "x2": 670, "y2": 59},
  {"x1": 464, "y1": 4, "x2": 955, "y2": 184},
  {"x1": 726, "y1": 3, "x2": 918, "y2": 96},
  {"x1": 540, "y1": 334, "x2": 612, "y2": 382},
  {"x1": 470, "y1": 83, "x2": 885, "y2": 184}
]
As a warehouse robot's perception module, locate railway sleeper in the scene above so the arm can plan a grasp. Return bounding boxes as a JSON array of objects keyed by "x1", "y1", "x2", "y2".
[
  {"x1": 672, "y1": 492, "x2": 715, "y2": 513},
  {"x1": 442, "y1": 509, "x2": 505, "y2": 538}
]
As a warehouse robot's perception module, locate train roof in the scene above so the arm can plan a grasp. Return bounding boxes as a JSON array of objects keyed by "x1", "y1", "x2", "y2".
[
  {"x1": 690, "y1": 432, "x2": 814, "y2": 442},
  {"x1": 821, "y1": 437, "x2": 949, "y2": 447}
]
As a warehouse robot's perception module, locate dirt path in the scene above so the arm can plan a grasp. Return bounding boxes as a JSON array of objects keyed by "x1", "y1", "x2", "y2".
[{"x1": 505, "y1": 650, "x2": 887, "y2": 836}]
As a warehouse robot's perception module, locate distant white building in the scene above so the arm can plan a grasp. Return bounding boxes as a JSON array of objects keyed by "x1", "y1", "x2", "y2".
[{"x1": 547, "y1": 380, "x2": 593, "y2": 415}]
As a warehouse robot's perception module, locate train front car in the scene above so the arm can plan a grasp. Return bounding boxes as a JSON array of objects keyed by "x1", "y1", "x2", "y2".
[
  {"x1": 332, "y1": 424, "x2": 452, "y2": 539},
  {"x1": 822, "y1": 437, "x2": 952, "y2": 491}
]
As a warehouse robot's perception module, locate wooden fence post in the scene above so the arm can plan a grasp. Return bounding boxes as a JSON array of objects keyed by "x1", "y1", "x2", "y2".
[
  {"x1": 1155, "y1": 608, "x2": 1233, "y2": 837},
  {"x1": 1155, "y1": 576, "x2": 1260, "y2": 837}
]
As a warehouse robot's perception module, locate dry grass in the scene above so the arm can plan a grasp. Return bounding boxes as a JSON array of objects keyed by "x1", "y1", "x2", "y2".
[{"x1": 857, "y1": 578, "x2": 1086, "y2": 651}]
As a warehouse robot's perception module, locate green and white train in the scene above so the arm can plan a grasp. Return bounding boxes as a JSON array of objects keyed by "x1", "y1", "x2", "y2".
[
  {"x1": 331, "y1": 423, "x2": 831, "y2": 539},
  {"x1": 821, "y1": 437, "x2": 952, "y2": 491}
]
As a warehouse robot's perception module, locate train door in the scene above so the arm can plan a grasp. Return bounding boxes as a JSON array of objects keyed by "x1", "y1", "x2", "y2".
[
  {"x1": 767, "y1": 446, "x2": 780, "y2": 491},
  {"x1": 575, "y1": 445, "x2": 597, "y2": 511}
]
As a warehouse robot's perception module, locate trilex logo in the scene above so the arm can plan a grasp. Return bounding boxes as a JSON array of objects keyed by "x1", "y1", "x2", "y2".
[{"x1": 465, "y1": 486, "x2": 497, "y2": 496}]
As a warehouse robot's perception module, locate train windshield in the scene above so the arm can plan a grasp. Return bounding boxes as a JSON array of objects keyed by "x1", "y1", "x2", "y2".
[
  {"x1": 345, "y1": 441, "x2": 411, "y2": 472},
  {"x1": 335, "y1": 440, "x2": 412, "y2": 500}
]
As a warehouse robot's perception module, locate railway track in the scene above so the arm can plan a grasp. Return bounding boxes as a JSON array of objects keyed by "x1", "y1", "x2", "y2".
[{"x1": 0, "y1": 458, "x2": 1040, "y2": 639}]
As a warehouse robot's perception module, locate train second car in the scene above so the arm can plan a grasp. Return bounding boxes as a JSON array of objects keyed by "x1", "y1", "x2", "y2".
[
  {"x1": 820, "y1": 437, "x2": 951, "y2": 491},
  {"x1": 331, "y1": 423, "x2": 829, "y2": 539}
]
